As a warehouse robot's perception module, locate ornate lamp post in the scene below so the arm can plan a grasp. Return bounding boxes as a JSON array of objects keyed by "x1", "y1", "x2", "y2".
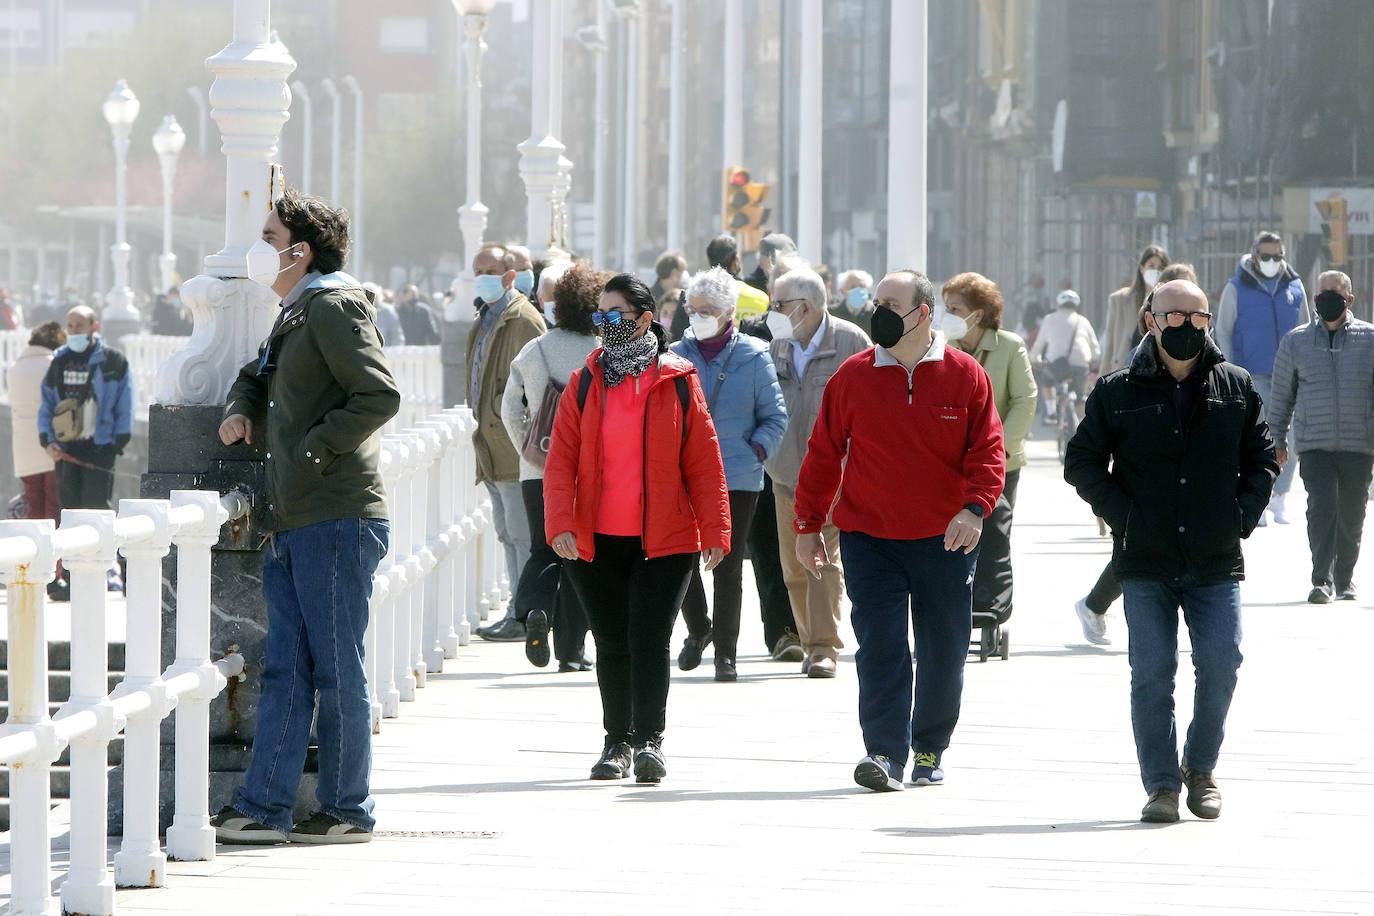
[
  {"x1": 450, "y1": 0, "x2": 494, "y2": 320},
  {"x1": 341, "y1": 75, "x2": 364, "y2": 277},
  {"x1": 289, "y1": 80, "x2": 313, "y2": 194},
  {"x1": 576, "y1": 17, "x2": 608, "y2": 268},
  {"x1": 887, "y1": 0, "x2": 927, "y2": 271},
  {"x1": 518, "y1": 0, "x2": 573, "y2": 261},
  {"x1": 611, "y1": 0, "x2": 640, "y2": 270},
  {"x1": 152, "y1": 115, "x2": 187, "y2": 294},
  {"x1": 319, "y1": 77, "x2": 342, "y2": 204},
  {"x1": 102, "y1": 79, "x2": 140, "y2": 331}
]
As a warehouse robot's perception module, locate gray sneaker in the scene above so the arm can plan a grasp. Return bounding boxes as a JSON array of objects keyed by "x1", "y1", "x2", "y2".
[
  {"x1": 1140, "y1": 788, "x2": 1180, "y2": 823},
  {"x1": 210, "y1": 805, "x2": 287, "y2": 845},
  {"x1": 288, "y1": 811, "x2": 372, "y2": 844}
]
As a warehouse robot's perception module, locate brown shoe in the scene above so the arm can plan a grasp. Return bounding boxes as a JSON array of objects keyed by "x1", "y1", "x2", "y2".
[{"x1": 807, "y1": 656, "x2": 837, "y2": 678}]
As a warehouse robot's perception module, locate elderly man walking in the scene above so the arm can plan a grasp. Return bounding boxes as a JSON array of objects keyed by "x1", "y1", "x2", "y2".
[
  {"x1": 1267, "y1": 270, "x2": 1374, "y2": 604},
  {"x1": 765, "y1": 263, "x2": 870, "y2": 678},
  {"x1": 1065, "y1": 279, "x2": 1277, "y2": 824}
]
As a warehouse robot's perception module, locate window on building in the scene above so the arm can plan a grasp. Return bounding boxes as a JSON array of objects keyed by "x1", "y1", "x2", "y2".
[
  {"x1": 65, "y1": 10, "x2": 137, "y2": 49},
  {"x1": 379, "y1": 16, "x2": 430, "y2": 54}
]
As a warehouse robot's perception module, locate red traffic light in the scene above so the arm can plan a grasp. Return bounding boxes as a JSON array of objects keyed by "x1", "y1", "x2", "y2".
[{"x1": 729, "y1": 168, "x2": 750, "y2": 186}]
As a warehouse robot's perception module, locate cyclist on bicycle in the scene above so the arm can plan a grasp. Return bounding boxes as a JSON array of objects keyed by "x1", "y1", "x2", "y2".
[{"x1": 1030, "y1": 289, "x2": 1100, "y2": 423}]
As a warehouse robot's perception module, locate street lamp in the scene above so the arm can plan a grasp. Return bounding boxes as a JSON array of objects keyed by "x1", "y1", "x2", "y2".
[
  {"x1": 289, "y1": 80, "x2": 313, "y2": 194},
  {"x1": 341, "y1": 75, "x2": 364, "y2": 278},
  {"x1": 319, "y1": 77, "x2": 341, "y2": 204},
  {"x1": 152, "y1": 114, "x2": 186, "y2": 293},
  {"x1": 611, "y1": 0, "x2": 641, "y2": 270},
  {"x1": 517, "y1": 0, "x2": 573, "y2": 261},
  {"x1": 102, "y1": 79, "x2": 140, "y2": 329},
  {"x1": 576, "y1": 19, "x2": 608, "y2": 268},
  {"x1": 450, "y1": 0, "x2": 495, "y2": 320}
]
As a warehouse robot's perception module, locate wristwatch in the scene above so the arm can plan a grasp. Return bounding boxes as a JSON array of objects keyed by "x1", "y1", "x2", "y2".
[{"x1": 963, "y1": 503, "x2": 986, "y2": 518}]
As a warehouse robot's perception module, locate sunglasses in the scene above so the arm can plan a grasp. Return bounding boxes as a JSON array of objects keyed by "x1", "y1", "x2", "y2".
[
  {"x1": 1257, "y1": 253, "x2": 1284, "y2": 262},
  {"x1": 591, "y1": 309, "x2": 641, "y2": 327},
  {"x1": 1153, "y1": 310, "x2": 1213, "y2": 329}
]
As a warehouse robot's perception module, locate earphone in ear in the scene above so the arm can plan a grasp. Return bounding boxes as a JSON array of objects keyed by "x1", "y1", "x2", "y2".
[{"x1": 292, "y1": 250, "x2": 304, "y2": 259}]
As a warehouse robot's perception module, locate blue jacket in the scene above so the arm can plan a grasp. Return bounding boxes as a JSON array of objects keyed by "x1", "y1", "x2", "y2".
[
  {"x1": 671, "y1": 328, "x2": 787, "y2": 492},
  {"x1": 1218, "y1": 255, "x2": 1306, "y2": 376},
  {"x1": 38, "y1": 337, "x2": 135, "y2": 449}
]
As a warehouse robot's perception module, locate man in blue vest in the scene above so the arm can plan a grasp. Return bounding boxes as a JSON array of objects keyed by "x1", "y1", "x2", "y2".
[{"x1": 1215, "y1": 230, "x2": 1308, "y2": 525}]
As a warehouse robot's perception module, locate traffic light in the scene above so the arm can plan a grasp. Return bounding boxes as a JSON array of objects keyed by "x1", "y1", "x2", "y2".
[
  {"x1": 1315, "y1": 195, "x2": 1350, "y2": 267},
  {"x1": 722, "y1": 168, "x2": 771, "y2": 243}
]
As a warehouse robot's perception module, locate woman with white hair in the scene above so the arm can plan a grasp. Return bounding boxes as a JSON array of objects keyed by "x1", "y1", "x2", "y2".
[
  {"x1": 670, "y1": 266, "x2": 788, "y2": 681},
  {"x1": 829, "y1": 269, "x2": 876, "y2": 337}
]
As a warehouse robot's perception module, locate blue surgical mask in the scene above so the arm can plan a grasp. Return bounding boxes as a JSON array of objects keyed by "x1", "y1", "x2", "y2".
[
  {"x1": 513, "y1": 269, "x2": 535, "y2": 296},
  {"x1": 846, "y1": 287, "x2": 870, "y2": 310},
  {"x1": 66, "y1": 333, "x2": 90, "y2": 353},
  {"x1": 475, "y1": 274, "x2": 506, "y2": 303}
]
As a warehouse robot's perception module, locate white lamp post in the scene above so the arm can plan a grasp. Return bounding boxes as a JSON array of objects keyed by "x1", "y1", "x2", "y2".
[
  {"x1": 289, "y1": 80, "x2": 313, "y2": 194},
  {"x1": 611, "y1": 0, "x2": 640, "y2": 270},
  {"x1": 886, "y1": 0, "x2": 927, "y2": 272},
  {"x1": 666, "y1": 0, "x2": 685, "y2": 254},
  {"x1": 152, "y1": 115, "x2": 187, "y2": 294},
  {"x1": 576, "y1": 15, "x2": 608, "y2": 269},
  {"x1": 319, "y1": 77, "x2": 341, "y2": 204},
  {"x1": 797, "y1": 0, "x2": 822, "y2": 260},
  {"x1": 102, "y1": 79, "x2": 140, "y2": 328},
  {"x1": 451, "y1": 0, "x2": 495, "y2": 320},
  {"x1": 186, "y1": 85, "x2": 208, "y2": 158},
  {"x1": 518, "y1": 0, "x2": 573, "y2": 261},
  {"x1": 341, "y1": 75, "x2": 364, "y2": 277}
]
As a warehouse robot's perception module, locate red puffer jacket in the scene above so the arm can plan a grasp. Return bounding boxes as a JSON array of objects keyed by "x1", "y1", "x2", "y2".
[{"x1": 543, "y1": 350, "x2": 731, "y2": 561}]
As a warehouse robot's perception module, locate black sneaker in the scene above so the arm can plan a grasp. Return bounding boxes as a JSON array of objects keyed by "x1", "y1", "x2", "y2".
[
  {"x1": 910, "y1": 751, "x2": 944, "y2": 787},
  {"x1": 1308, "y1": 584, "x2": 1334, "y2": 604},
  {"x1": 46, "y1": 576, "x2": 70, "y2": 603},
  {"x1": 1181, "y1": 766, "x2": 1222, "y2": 819},
  {"x1": 1337, "y1": 583, "x2": 1358, "y2": 601},
  {"x1": 714, "y1": 658, "x2": 737, "y2": 682},
  {"x1": 288, "y1": 811, "x2": 372, "y2": 844},
  {"x1": 524, "y1": 609, "x2": 551, "y2": 668},
  {"x1": 590, "y1": 741, "x2": 632, "y2": 780},
  {"x1": 677, "y1": 630, "x2": 712, "y2": 671},
  {"x1": 633, "y1": 739, "x2": 667, "y2": 784},
  {"x1": 558, "y1": 656, "x2": 594, "y2": 673},
  {"x1": 1140, "y1": 788, "x2": 1180, "y2": 823},
  {"x1": 210, "y1": 805, "x2": 287, "y2": 845},
  {"x1": 853, "y1": 755, "x2": 903, "y2": 792},
  {"x1": 475, "y1": 616, "x2": 526, "y2": 641}
]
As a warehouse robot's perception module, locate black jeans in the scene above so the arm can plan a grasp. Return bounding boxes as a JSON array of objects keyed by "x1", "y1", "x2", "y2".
[
  {"x1": 680, "y1": 490, "x2": 758, "y2": 661},
  {"x1": 564, "y1": 535, "x2": 695, "y2": 745},
  {"x1": 1299, "y1": 450, "x2": 1374, "y2": 590},
  {"x1": 749, "y1": 474, "x2": 797, "y2": 650},
  {"x1": 517, "y1": 480, "x2": 589, "y2": 663},
  {"x1": 972, "y1": 469, "x2": 1019, "y2": 621},
  {"x1": 55, "y1": 443, "x2": 116, "y2": 510}
]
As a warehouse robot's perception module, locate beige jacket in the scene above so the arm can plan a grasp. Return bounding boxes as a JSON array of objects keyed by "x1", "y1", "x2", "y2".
[
  {"x1": 765, "y1": 313, "x2": 871, "y2": 492},
  {"x1": 1100, "y1": 286, "x2": 1141, "y2": 373},
  {"x1": 464, "y1": 291, "x2": 546, "y2": 484},
  {"x1": 6, "y1": 345, "x2": 56, "y2": 478}
]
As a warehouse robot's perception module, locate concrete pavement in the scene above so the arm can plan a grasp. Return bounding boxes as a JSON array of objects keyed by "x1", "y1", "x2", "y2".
[{"x1": 5, "y1": 438, "x2": 1373, "y2": 915}]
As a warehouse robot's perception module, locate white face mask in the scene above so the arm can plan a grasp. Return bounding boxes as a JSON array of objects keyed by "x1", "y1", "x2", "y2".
[
  {"x1": 766, "y1": 309, "x2": 797, "y2": 341},
  {"x1": 1258, "y1": 257, "x2": 1283, "y2": 279},
  {"x1": 246, "y1": 239, "x2": 302, "y2": 288},
  {"x1": 542, "y1": 299, "x2": 557, "y2": 326},
  {"x1": 689, "y1": 313, "x2": 722, "y2": 340},
  {"x1": 934, "y1": 304, "x2": 969, "y2": 341},
  {"x1": 1141, "y1": 268, "x2": 1161, "y2": 287}
]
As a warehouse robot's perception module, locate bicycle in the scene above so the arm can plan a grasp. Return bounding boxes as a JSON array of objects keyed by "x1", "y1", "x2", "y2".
[{"x1": 1055, "y1": 378, "x2": 1080, "y2": 463}]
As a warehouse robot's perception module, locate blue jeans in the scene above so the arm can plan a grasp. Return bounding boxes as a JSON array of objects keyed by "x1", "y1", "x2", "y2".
[
  {"x1": 485, "y1": 480, "x2": 532, "y2": 613},
  {"x1": 841, "y1": 531, "x2": 977, "y2": 773},
  {"x1": 234, "y1": 517, "x2": 389, "y2": 833},
  {"x1": 1120, "y1": 578, "x2": 1243, "y2": 792},
  {"x1": 1251, "y1": 374, "x2": 1294, "y2": 496}
]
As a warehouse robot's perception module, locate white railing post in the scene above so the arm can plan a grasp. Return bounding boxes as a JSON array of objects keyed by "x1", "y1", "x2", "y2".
[
  {"x1": 112, "y1": 500, "x2": 174, "y2": 889},
  {"x1": 0, "y1": 518, "x2": 63, "y2": 916},
  {"x1": 454, "y1": 407, "x2": 486, "y2": 632},
  {"x1": 386, "y1": 435, "x2": 418, "y2": 702},
  {"x1": 397, "y1": 431, "x2": 429, "y2": 691},
  {"x1": 164, "y1": 490, "x2": 230, "y2": 863},
  {"x1": 411, "y1": 426, "x2": 442, "y2": 679},
  {"x1": 366, "y1": 570, "x2": 389, "y2": 733},
  {"x1": 430, "y1": 412, "x2": 463, "y2": 657},
  {"x1": 439, "y1": 409, "x2": 469, "y2": 650},
  {"x1": 378, "y1": 442, "x2": 403, "y2": 718},
  {"x1": 55, "y1": 509, "x2": 120, "y2": 916}
]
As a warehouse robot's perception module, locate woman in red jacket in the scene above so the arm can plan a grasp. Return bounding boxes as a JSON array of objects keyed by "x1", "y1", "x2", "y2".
[{"x1": 546, "y1": 272, "x2": 731, "y2": 784}]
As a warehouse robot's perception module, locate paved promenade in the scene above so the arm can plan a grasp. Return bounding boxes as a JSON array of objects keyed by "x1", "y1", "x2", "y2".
[{"x1": 5, "y1": 439, "x2": 1374, "y2": 915}]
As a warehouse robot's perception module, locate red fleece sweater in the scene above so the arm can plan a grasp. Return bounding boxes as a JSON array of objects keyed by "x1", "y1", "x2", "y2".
[{"x1": 794, "y1": 344, "x2": 1005, "y2": 540}]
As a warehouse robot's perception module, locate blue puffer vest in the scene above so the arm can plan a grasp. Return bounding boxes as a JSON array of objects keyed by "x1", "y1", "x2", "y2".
[{"x1": 1227, "y1": 256, "x2": 1305, "y2": 376}]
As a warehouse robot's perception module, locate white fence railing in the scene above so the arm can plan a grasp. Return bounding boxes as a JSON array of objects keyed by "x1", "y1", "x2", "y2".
[
  {"x1": 0, "y1": 330, "x2": 443, "y2": 428},
  {"x1": 0, "y1": 405, "x2": 503, "y2": 916}
]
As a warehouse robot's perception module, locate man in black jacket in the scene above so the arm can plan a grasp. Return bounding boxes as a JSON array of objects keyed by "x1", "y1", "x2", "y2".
[{"x1": 1064, "y1": 280, "x2": 1277, "y2": 825}]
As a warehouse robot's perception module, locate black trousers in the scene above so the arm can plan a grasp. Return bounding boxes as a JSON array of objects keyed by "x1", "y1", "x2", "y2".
[
  {"x1": 972, "y1": 469, "x2": 1020, "y2": 621},
  {"x1": 749, "y1": 473, "x2": 797, "y2": 650},
  {"x1": 55, "y1": 445, "x2": 115, "y2": 510},
  {"x1": 1085, "y1": 562, "x2": 1121, "y2": 615},
  {"x1": 1299, "y1": 450, "x2": 1374, "y2": 590},
  {"x1": 680, "y1": 490, "x2": 758, "y2": 661},
  {"x1": 516, "y1": 479, "x2": 588, "y2": 663},
  {"x1": 564, "y1": 535, "x2": 695, "y2": 745}
]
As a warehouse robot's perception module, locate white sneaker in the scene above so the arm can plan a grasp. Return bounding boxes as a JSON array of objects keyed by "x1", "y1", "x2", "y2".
[
  {"x1": 1074, "y1": 597, "x2": 1111, "y2": 645},
  {"x1": 1269, "y1": 493, "x2": 1290, "y2": 525}
]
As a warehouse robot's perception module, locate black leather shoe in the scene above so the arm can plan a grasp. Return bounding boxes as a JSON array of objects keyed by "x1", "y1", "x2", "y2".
[
  {"x1": 1140, "y1": 788, "x2": 1180, "y2": 823},
  {"x1": 633, "y1": 738, "x2": 667, "y2": 784},
  {"x1": 558, "y1": 656, "x2": 594, "y2": 672},
  {"x1": 476, "y1": 616, "x2": 526, "y2": 641},
  {"x1": 46, "y1": 577, "x2": 70, "y2": 603},
  {"x1": 524, "y1": 609, "x2": 551, "y2": 667},
  {"x1": 1308, "y1": 585, "x2": 1334, "y2": 604},
  {"x1": 677, "y1": 630, "x2": 712, "y2": 671},
  {"x1": 1337, "y1": 583, "x2": 1358, "y2": 601},
  {"x1": 714, "y1": 658, "x2": 737, "y2": 682},
  {"x1": 590, "y1": 741, "x2": 632, "y2": 780}
]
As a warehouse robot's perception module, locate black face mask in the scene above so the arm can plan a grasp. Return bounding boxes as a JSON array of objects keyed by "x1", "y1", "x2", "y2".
[
  {"x1": 871, "y1": 304, "x2": 922, "y2": 349},
  {"x1": 1315, "y1": 290, "x2": 1347, "y2": 323},
  {"x1": 1158, "y1": 323, "x2": 1207, "y2": 362}
]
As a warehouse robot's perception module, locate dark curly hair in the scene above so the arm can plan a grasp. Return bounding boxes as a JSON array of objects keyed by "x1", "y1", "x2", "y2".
[
  {"x1": 274, "y1": 188, "x2": 350, "y2": 275},
  {"x1": 551, "y1": 264, "x2": 606, "y2": 336},
  {"x1": 602, "y1": 272, "x2": 668, "y2": 352}
]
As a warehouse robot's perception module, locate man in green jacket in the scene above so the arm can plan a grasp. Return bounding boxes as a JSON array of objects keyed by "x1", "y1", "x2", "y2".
[
  {"x1": 468, "y1": 242, "x2": 547, "y2": 642},
  {"x1": 212, "y1": 190, "x2": 400, "y2": 845}
]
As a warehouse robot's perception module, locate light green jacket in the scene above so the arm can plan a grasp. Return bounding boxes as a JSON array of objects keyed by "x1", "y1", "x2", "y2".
[{"x1": 959, "y1": 328, "x2": 1037, "y2": 473}]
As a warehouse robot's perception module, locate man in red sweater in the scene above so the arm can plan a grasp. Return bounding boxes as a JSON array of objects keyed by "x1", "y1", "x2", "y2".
[{"x1": 794, "y1": 268, "x2": 1004, "y2": 792}]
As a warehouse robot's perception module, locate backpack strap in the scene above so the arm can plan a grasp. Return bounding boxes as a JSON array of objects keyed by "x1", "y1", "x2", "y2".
[
  {"x1": 576, "y1": 365, "x2": 689, "y2": 439},
  {"x1": 576, "y1": 367, "x2": 593, "y2": 412}
]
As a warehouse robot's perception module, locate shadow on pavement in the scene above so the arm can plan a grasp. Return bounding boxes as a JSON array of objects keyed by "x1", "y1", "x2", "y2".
[
  {"x1": 615, "y1": 787, "x2": 867, "y2": 803},
  {"x1": 876, "y1": 819, "x2": 1152, "y2": 837},
  {"x1": 1007, "y1": 646, "x2": 1128, "y2": 658},
  {"x1": 371, "y1": 778, "x2": 604, "y2": 795}
]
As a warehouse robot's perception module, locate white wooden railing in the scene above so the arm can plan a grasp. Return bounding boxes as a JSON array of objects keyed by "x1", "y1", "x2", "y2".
[
  {"x1": 0, "y1": 330, "x2": 443, "y2": 427},
  {"x1": 0, "y1": 405, "x2": 504, "y2": 916}
]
